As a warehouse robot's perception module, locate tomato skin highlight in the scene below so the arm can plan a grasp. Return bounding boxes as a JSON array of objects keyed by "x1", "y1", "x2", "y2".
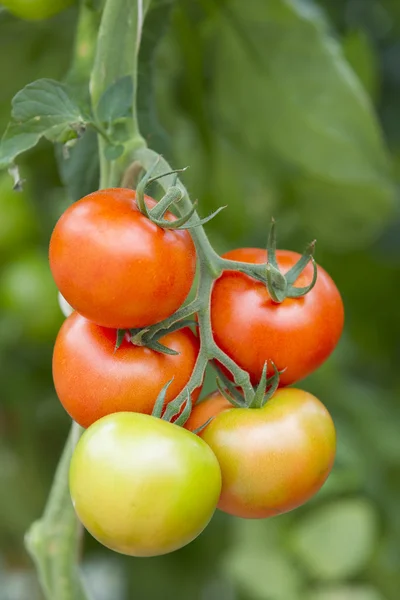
[
  {"x1": 185, "y1": 391, "x2": 233, "y2": 432},
  {"x1": 52, "y1": 312, "x2": 200, "y2": 428},
  {"x1": 211, "y1": 248, "x2": 344, "y2": 387},
  {"x1": 201, "y1": 388, "x2": 336, "y2": 519},
  {"x1": 49, "y1": 188, "x2": 196, "y2": 329},
  {"x1": 69, "y1": 412, "x2": 222, "y2": 557}
]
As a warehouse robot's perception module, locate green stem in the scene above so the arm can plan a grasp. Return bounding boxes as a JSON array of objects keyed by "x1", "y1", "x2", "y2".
[
  {"x1": 24, "y1": 2, "x2": 103, "y2": 596},
  {"x1": 66, "y1": 1, "x2": 101, "y2": 88},
  {"x1": 25, "y1": 422, "x2": 88, "y2": 600},
  {"x1": 134, "y1": 148, "x2": 254, "y2": 405},
  {"x1": 134, "y1": 148, "x2": 221, "y2": 277},
  {"x1": 149, "y1": 187, "x2": 183, "y2": 220},
  {"x1": 90, "y1": 0, "x2": 148, "y2": 189},
  {"x1": 217, "y1": 257, "x2": 268, "y2": 282},
  {"x1": 144, "y1": 298, "x2": 202, "y2": 338},
  {"x1": 89, "y1": 121, "x2": 115, "y2": 146}
]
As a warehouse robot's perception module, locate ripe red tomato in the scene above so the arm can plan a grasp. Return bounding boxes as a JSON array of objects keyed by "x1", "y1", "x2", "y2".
[
  {"x1": 70, "y1": 412, "x2": 222, "y2": 556},
  {"x1": 211, "y1": 248, "x2": 344, "y2": 386},
  {"x1": 201, "y1": 388, "x2": 336, "y2": 518},
  {"x1": 49, "y1": 188, "x2": 196, "y2": 329},
  {"x1": 53, "y1": 312, "x2": 200, "y2": 428},
  {"x1": 185, "y1": 391, "x2": 232, "y2": 432}
]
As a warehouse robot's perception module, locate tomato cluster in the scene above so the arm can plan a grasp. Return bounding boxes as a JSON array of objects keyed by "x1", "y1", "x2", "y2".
[{"x1": 49, "y1": 187, "x2": 343, "y2": 557}]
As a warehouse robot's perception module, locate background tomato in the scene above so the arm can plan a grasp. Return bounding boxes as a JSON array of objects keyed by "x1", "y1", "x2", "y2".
[
  {"x1": 211, "y1": 248, "x2": 344, "y2": 387},
  {"x1": 0, "y1": 250, "x2": 62, "y2": 341},
  {"x1": 185, "y1": 391, "x2": 232, "y2": 432},
  {"x1": 70, "y1": 412, "x2": 221, "y2": 556},
  {"x1": 0, "y1": 174, "x2": 37, "y2": 261},
  {"x1": 49, "y1": 188, "x2": 197, "y2": 329},
  {"x1": 53, "y1": 312, "x2": 200, "y2": 428},
  {"x1": 201, "y1": 388, "x2": 336, "y2": 519},
  {"x1": 1, "y1": 0, "x2": 74, "y2": 21}
]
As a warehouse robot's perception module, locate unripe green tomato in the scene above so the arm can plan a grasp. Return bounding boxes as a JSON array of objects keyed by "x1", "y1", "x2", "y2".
[
  {"x1": 69, "y1": 412, "x2": 222, "y2": 557},
  {"x1": 0, "y1": 251, "x2": 63, "y2": 340},
  {"x1": 1, "y1": 0, "x2": 75, "y2": 21},
  {"x1": 0, "y1": 175, "x2": 37, "y2": 260}
]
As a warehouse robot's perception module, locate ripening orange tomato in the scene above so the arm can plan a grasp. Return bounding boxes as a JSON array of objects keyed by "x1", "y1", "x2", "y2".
[
  {"x1": 200, "y1": 388, "x2": 336, "y2": 519},
  {"x1": 185, "y1": 391, "x2": 232, "y2": 432}
]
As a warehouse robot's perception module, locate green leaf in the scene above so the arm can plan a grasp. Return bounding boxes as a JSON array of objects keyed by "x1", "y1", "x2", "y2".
[
  {"x1": 290, "y1": 498, "x2": 379, "y2": 580},
  {"x1": 0, "y1": 79, "x2": 88, "y2": 169},
  {"x1": 96, "y1": 76, "x2": 133, "y2": 124},
  {"x1": 103, "y1": 143, "x2": 124, "y2": 161},
  {"x1": 0, "y1": 126, "x2": 41, "y2": 170},
  {"x1": 343, "y1": 30, "x2": 379, "y2": 102},
  {"x1": 308, "y1": 585, "x2": 384, "y2": 600},
  {"x1": 137, "y1": 0, "x2": 174, "y2": 153},
  {"x1": 221, "y1": 517, "x2": 303, "y2": 600},
  {"x1": 223, "y1": 545, "x2": 302, "y2": 600},
  {"x1": 11, "y1": 79, "x2": 87, "y2": 141},
  {"x1": 56, "y1": 130, "x2": 100, "y2": 202},
  {"x1": 213, "y1": 0, "x2": 395, "y2": 250}
]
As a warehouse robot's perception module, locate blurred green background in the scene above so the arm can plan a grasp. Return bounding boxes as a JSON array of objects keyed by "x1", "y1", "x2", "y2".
[{"x1": 1, "y1": 0, "x2": 400, "y2": 599}]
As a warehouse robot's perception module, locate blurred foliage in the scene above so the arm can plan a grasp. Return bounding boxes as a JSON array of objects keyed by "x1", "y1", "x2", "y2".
[{"x1": 0, "y1": 0, "x2": 399, "y2": 599}]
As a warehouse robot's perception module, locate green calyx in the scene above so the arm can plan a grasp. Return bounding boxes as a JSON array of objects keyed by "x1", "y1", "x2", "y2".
[
  {"x1": 151, "y1": 379, "x2": 193, "y2": 427},
  {"x1": 133, "y1": 157, "x2": 225, "y2": 230},
  {"x1": 114, "y1": 319, "x2": 197, "y2": 355},
  {"x1": 215, "y1": 360, "x2": 281, "y2": 409},
  {"x1": 266, "y1": 218, "x2": 317, "y2": 303}
]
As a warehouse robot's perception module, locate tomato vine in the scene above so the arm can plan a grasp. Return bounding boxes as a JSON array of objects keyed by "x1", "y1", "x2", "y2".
[{"x1": 12, "y1": 0, "x2": 318, "y2": 597}]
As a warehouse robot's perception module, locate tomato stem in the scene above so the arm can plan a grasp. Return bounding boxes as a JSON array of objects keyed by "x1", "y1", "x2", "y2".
[
  {"x1": 26, "y1": 0, "x2": 319, "y2": 593},
  {"x1": 26, "y1": 0, "x2": 151, "y2": 597},
  {"x1": 134, "y1": 149, "x2": 255, "y2": 405},
  {"x1": 25, "y1": 422, "x2": 89, "y2": 600},
  {"x1": 90, "y1": 0, "x2": 149, "y2": 190}
]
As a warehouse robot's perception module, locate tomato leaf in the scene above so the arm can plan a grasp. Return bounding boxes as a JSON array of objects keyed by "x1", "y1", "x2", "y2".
[
  {"x1": 137, "y1": 0, "x2": 173, "y2": 153},
  {"x1": 309, "y1": 584, "x2": 384, "y2": 600},
  {"x1": 343, "y1": 30, "x2": 379, "y2": 102},
  {"x1": 0, "y1": 79, "x2": 89, "y2": 169},
  {"x1": 96, "y1": 75, "x2": 133, "y2": 124},
  {"x1": 103, "y1": 143, "x2": 124, "y2": 161},
  {"x1": 213, "y1": 0, "x2": 395, "y2": 249},
  {"x1": 290, "y1": 498, "x2": 379, "y2": 580},
  {"x1": 56, "y1": 130, "x2": 100, "y2": 202}
]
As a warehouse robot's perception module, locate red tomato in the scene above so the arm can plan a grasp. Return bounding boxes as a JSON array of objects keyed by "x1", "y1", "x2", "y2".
[
  {"x1": 211, "y1": 248, "x2": 344, "y2": 386},
  {"x1": 70, "y1": 412, "x2": 221, "y2": 556},
  {"x1": 49, "y1": 188, "x2": 196, "y2": 329},
  {"x1": 185, "y1": 391, "x2": 232, "y2": 432},
  {"x1": 201, "y1": 388, "x2": 336, "y2": 518},
  {"x1": 53, "y1": 313, "x2": 200, "y2": 428}
]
